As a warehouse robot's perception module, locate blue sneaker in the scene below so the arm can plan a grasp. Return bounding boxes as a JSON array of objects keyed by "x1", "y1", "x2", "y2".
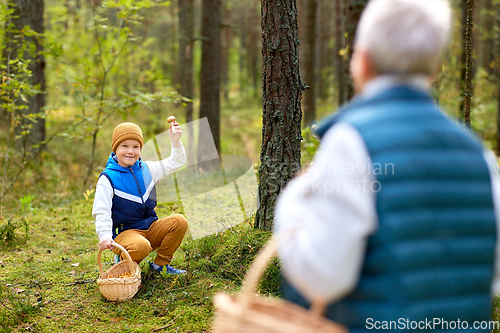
[
  {"x1": 149, "y1": 262, "x2": 186, "y2": 274},
  {"x1": 114, "y1": 255, "x2": 120, "y2": 264}
]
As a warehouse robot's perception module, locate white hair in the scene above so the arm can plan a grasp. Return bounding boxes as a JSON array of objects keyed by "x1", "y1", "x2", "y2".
[{"x1": 355, "y1": 0, "x2": 452, "y2": 75}]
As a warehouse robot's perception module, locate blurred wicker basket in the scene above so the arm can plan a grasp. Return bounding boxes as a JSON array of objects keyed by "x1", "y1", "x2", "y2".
[
  {"x1": 96, "y1": 242, "x2": 141, "y2": 302},
  {"x1": 212, "y1": 238, "x2": 347, "y2": 333}
]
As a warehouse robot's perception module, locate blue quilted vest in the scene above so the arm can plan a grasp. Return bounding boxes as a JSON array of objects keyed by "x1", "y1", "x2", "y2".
[
  {"x1": 282, "y1": 86, "x2": 497, "y2": 332},
  {"x1": 100, "y1": 153, "x2": 158, "y2": 239}
]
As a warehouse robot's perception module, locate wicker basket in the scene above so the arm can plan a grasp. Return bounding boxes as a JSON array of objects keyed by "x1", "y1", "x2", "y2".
[
  {"x1": 96, "y1": 242, "x2": 141, "y2": 302},
  {"x1": 212, "y1": 238, "x2": 347, "y2": 333}
]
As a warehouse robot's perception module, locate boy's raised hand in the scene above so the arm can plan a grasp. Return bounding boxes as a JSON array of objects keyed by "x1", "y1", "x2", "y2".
[{"x1": 169, "y1": 121, "x2": 183, "y2": 148}]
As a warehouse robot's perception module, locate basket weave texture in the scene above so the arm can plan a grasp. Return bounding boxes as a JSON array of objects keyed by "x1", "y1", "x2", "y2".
[
  {"x1": 212, "y1": 238, "x2": 347, "y2": 333},
  {"x1": 96, "y1": 242, "x2": 141, "y2": 302}
]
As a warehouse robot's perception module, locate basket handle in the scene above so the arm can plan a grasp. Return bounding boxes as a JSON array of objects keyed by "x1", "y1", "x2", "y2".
[
  {"x1": 239, "y1": 235, "x2": 327, "y2": 316},
  {"x1": 97, "y1": 242, "x2": 137, "y2": 277}
]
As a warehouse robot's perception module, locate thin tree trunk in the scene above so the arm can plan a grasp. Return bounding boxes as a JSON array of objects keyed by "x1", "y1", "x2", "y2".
[
  {"x1": 238, "y1": 0, "x2": 248, "y2": 96},
  {"x1": 2, "y1": 0, "x2": 46, "y2": 147},
  {"x1": 303, "y1": 0, "x2": 318, "y2": 127},
  {"x1": 463, "y1": 0, "x2": 474, "y2": 129},
  {"x1": 496, "y1": 4, "x2": 500, "y2": 155},
  {"x1": 221, "y1": 2, "x2": 230, "y2": 100},
  {"x1": 344, "y1": 0, "x2": 367, "y2": 100},
  {"x1": 255, "y1": 0, "x2": 305, "y2": 231},
  {"x1": 178, "y1": 0, "x2": 195, "y2": 166},
  {"x1": 239, "y1": 6, "x2": 247, "y2": 94},
  {"x1": 170, "y1": 0, "x2": 178, "y2": 86},
  {"x1": 335, "y1": 0, "x2": 345, "y2": 105},
  {"x1": 199, "y1": 0, "x2": 221, "y2": 159},
  {"x1": 318, "y1": 0, "x2": 330, "y2": 100},
  {"x1": 248, "y1": 2, "x2": 259, "y2": 94},
  {"x1": 459, "y1": 0, "x2": 467, "y2": 120},
  {"x1": 482, "y1": 0, "x2": 493, "y2": 75},
  {"x1": 315, "y1": 0, "x2": 323, "y2": 100}
]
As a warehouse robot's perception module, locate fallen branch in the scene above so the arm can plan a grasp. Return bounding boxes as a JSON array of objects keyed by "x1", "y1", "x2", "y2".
[{"x1": 0, "y1": 298, "x2": 13, "y2": 311}]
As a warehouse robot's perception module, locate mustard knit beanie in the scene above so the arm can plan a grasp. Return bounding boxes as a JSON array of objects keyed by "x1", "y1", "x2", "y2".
[{"x1": 111, "y1": 122, "x2": 144, "y2": 153}]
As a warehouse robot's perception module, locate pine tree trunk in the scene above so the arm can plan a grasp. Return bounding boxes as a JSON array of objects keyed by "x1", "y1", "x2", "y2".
[
  {"x1": 335, "y1": 0, "x2": 345, "y2": 106},
  {"x1": 255, "y1": 0, "x2": 305, "y2": 231},
  {"x1": 459, "y1": 0, "x2": 467, "y2": 121},
  {"x1": 170, "y1": 1, "x2": 178, "y2": 86},
  {"x1": 303, "y1": 0, "x2": 318, "y2": 127},
  {"x1": 178, "y1": 0, "x2": 195, "y2": 166},
  {"x1": 221, "y1": 1, "x2": 230, "y2": 100},
  {"x1": 496, "y1": 4, "x2": 500, "y2": 155},
  {"x1": 316, "y1": 0, "x2": 324, "y2": 100},
  {"x1": 318, "y1": 0, "x2": 331, "y2": 100},
  {"x1": 2, "y1": 0, "x2": 46, "y2": 147},
  {"x1": 239, "y1": 8, "x2": 247, "y2": 94},
  {"x1": 482, "y1": 0, "x2": 493, "y2": 75},
  {"x1": 199, "y1": 0, "x2": 221, "y2": 159},
  {"x1": 248, "y1": 2, "x2": 259, "y2": 94},
  {"x1": 344, "y1": 0, "x2": 367, "y2": 100},
  {"x1": 463, "y1": 0, "x2": 474, "y2": 130}
]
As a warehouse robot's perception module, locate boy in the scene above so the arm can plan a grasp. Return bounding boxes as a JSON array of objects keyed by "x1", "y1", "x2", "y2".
[{"x1": 92, "y1": 121, "x2": 188, "y2": 274}]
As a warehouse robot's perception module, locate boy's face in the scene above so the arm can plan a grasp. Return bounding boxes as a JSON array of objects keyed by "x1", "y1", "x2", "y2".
[{"x1": 115, "y1": 139, "x2": 142, "y2": 168}]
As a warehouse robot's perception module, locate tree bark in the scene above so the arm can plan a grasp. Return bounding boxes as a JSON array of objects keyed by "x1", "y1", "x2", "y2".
[
  {"x1": 459, "y1": 0, "x2": 467, "y2": 121},
  {"x1": 335, "y1": 0, "x2": 345, "y2": 106},
  {"x1": 221, "y1": 1, "x2": 231, "y2": 100},
  {"x1": 2, "y1": 0, "x2": 46, "y2": 147},
  {"x1": 239, "y1": 2, "x2": 248, "y2": 94},
  {"x1": 482, "y1": 0, "x2": 493, "y2": 75},
  {"x1": 170, "y1": 0, "x2": 178, "y2": 86},
  {"x1": 178, "y1": 0, "x2": 195, "y2": 165},
  {"x1": 463, "y1": 0, "x2": 474, "y2": 130},
  {"x1": 343, "y1": 0, "x2": 367, "y2": 100},
  {"x1": 199, "y1": 0, "x2": 221, "y2": 159},
  {"x1": 496, "y1": 3, "x2": 500, "y2": 155},
  {"x1": 248, "y1": 1, "x2": 260, "y2": 94},
  {"x1": 255, "y1": 0, "x2": 305, "y2": 231},
  {"x1": 303, "y1": 0, "x2": 318, "y2": 127},
  {"x1": 318, "y1": 0, "x2": 330, "y2": 100}
]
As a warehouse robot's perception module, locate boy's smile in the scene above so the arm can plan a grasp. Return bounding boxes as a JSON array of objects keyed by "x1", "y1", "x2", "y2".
[{"x1": 115, "y1": 139, "x2": 142, "y2": 168}]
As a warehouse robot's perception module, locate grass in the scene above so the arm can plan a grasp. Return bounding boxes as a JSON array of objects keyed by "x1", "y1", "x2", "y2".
[{"x1": 0, "y1": 199, "x2": 279, "y2": 332}]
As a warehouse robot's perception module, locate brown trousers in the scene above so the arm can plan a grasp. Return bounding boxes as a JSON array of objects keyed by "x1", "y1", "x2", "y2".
[{"x1": 112, "y1": 214, "x2": 188, "y2": 266}]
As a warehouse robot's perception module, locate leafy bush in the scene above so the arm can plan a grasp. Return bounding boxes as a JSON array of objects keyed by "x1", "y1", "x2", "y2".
[{"x1": 0, "y1": 216, "x2": 28, "y2": 248}]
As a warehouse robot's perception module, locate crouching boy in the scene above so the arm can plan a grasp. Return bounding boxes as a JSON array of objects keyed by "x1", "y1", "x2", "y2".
[{"x1": 92, "y1": 121, "x2": 188, "y2": 274}]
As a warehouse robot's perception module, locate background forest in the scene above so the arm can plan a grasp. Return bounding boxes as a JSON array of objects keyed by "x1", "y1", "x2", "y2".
[
  {"x1": 0, "y1": 0, "x2": 499, "y2": 210},
  {"x1": 1, "y1": 0, "x2": 500, "y2": 331}
]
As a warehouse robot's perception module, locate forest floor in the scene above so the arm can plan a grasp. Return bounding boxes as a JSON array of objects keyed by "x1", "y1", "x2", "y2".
[{"x1": 0, "y1": 199, "x2": 279, "y2": 332}]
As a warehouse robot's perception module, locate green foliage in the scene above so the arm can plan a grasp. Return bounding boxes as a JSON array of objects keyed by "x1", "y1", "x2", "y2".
[
  {"x1": 0, "y1": 195, "x2": 35, "y2": 248},
  {"x1": 0, "y1": 216, "x2": 28, "y2": 248},
  {"x1": 492, "y1": 296, "x2": 500, "y2": 333},
  {"x1": 470, "y1": 68, "x2": 498, "y2": 150},
  {"x1": 103, "y1": 0, "x2": 171, "y2": 23},
  {"x1": 19, "y1": 194, "x2": 36, "y2": 214},
  {"x1": 0, "y1": 2, "x2": 43, "y2": 206},
  {"x1": 301, "y1": 126, "x2": 320, "y2": 166}
]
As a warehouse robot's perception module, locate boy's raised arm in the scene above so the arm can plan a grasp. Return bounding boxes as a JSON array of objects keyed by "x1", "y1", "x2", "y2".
[{"x1": 145, "y1": 120, "x2": 186, "y2": 184}]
